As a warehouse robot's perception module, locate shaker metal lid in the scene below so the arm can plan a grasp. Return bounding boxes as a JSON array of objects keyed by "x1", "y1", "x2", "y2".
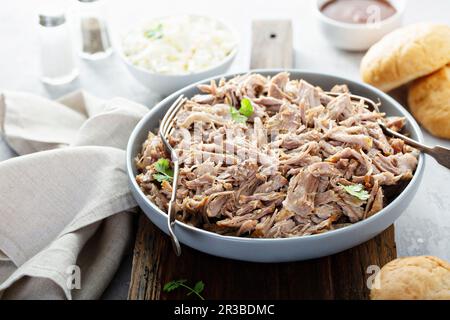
[{"x1": 39, "y1": 13, "x2": 66, "y2": 27}]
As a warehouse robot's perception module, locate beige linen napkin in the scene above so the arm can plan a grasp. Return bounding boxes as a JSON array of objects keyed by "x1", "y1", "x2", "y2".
[{"x1": 0, "y1": 90, "x2": 148, "y2": 299}]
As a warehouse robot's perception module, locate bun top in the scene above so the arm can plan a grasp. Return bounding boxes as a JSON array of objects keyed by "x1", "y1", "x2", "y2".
[
  {"x1": 408, "y1": 65, "x2": 450, "y2": 139},
  {"x1": 370, "y1": 256, "x2": 450, "y2": 300},
  {"x1": 361, "y1": 23, "x2": 450, "y2": 92}
]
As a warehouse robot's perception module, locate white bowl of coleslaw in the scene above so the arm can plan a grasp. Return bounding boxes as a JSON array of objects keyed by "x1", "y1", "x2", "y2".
[{"x1": 117, "y1": 15, "x2": 238, "y2": 96}]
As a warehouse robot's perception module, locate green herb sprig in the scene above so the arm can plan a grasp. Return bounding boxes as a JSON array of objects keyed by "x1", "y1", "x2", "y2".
[
  {"x1": 230, "y1": 98, "x2": 254, "y2": 123},
  {"x1": 144, "y1": 23, "x2": 163, "y2": 39},
  {"x1": 153, "y1": 158, "x2": 173, "y2": 183},
  {"x1": 163, "y1": 279, "x2": 205, "y2": 300},
  {"x1": 239, "y1": 98, "x2": 254, "y2": 117},
  {"x1": 230, "y1": 106, "x2": 248, "y2": 123},
  {"x1": 339, "y1": 183, "x2": 370, "y2": 201}
]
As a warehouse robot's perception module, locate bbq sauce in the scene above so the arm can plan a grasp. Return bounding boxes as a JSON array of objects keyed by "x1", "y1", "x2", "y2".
[{"x1": 320, "y1": 0, "x2": 397, "y2": 24}]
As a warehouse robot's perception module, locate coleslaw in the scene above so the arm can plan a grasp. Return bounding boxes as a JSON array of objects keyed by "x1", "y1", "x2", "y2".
[{"x1": 122, "y1": 15, "x2": 237, "y2": 75}]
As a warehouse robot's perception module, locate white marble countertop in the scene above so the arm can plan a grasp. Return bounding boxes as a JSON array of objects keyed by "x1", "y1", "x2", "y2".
[{"x1": 1, "y1": 0, "x2": 449, "y2": 299}]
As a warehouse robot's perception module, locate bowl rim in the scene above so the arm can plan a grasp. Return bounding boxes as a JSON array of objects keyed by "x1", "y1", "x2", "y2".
[
  {"x1": 127, "y1": 68, "x2": 425, "y2": 244},
  {"x1": 113, "y1": 14, "x2": 240, "y2": 78},
  {"x1": 314, "y1": 0, "x2": 406, "y2": 30}
]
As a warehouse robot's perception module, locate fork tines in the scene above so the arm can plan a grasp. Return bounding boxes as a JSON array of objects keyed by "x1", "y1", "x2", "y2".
[{"x1": 160, "y1": 95, "x2": 187, "y2": 138}]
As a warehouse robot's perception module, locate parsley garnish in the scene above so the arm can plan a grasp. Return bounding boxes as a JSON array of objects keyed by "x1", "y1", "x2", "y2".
[
  {"x1": 153, "y1": 158, "x2": 173, "y2": 183},
  {"x1": 230, "y1": 106, "x2": 248, "y2": 123},
  {"x1": 144, "y1": 23, "x2": 163, "y2": 39},
  {"x1": 230, "y1": 98, "x2": 254, "y2": 123},
  {"x1": 339, "y1": 183, "x2": 370, "y2": 201},
  {"x1": 163, "y1": 279, "x2": 205, "y2": 300},
  {"x1": 239, "y1": 98, "x2": 254, "y2": 117}
]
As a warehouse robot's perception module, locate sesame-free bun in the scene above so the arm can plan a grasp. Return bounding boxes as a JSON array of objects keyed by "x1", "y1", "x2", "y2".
[
  {"x1": 370, "y1": 256, "x2": 450, "y2": 300},
  {"x1": 408, "y1": 65, "x2": 450, "y2": 139},
  {"x1": 361, "y1": 23, "x2": 450, "y2": 92}
]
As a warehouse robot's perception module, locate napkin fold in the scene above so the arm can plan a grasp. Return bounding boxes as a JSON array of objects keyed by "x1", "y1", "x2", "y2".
[{"x1": 0, "y1": 90, "x2": 148, "y2": 299}]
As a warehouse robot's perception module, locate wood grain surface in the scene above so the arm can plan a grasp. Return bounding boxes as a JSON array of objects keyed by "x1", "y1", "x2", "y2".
[
  {"x1": 128, "y1": 20, "x2": 397, "y2": 300},
  {"x1": 251, "y1": 20, "x2": 293, "y2": 69}
]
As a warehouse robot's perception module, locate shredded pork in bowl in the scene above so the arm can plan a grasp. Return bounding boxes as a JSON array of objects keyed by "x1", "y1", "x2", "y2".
[{"x1": 135, "y1": 72, "x2": 419, "y2": 239}]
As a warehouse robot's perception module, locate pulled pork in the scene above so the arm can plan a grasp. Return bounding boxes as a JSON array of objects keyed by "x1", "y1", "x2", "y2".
[{"x1": 135, "y1": 73, "x2": 418, "y2": 238}]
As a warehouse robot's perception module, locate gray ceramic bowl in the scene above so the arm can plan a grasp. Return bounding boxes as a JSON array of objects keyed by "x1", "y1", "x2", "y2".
[{"x1": 126, "y1": 70, "x2": 425, "y2": 262}]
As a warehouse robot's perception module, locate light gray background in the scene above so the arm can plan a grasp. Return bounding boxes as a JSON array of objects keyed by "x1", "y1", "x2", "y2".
[{"x1": 0, "y1": 0, "x2": 449, "y2": 299}]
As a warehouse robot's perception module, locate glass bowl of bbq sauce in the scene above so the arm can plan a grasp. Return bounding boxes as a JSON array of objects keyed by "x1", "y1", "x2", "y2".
[{"x1": 315, "y1": 0, "x2": 406, "y2": 51}]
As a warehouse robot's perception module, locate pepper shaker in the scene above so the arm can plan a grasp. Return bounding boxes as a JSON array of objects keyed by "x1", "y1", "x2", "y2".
[
  {"x1": 38, "y1": 11, "x2": 79, "y2": 85},
  {"x1": 77, "y1": 0, "x2": 113, "y2": 60}
]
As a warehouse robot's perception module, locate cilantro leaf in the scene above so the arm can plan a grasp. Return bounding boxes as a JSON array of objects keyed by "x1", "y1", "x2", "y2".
[
  {"x1": 193, "y1": 281, "x2": 205, "y2": 294},
  {"x1": 144, "y1": 23, "x2": 163, "y2": 39},
  {"x1": 163, "y1": 279, "x2": 205, "y2": 300},
  {"x1": 153, "y1": 158, "x2": 173, "y2": 183},
  {"x1": 154, "y1": 158, "x2": 169, "y2": 172},
  {"x1": 340, "y1": 183, "x2": 370, "y2": 201},
  {"x1": 229, "y1": 98, "x2": 254, "y2": 123},
  {"x1": 230, "y1": 106, "x2": 248, "y2": 123},
  {"x1": 153, "y1": 173, "x2": 170, "y2": 183},
  {"x1": 239, "y1": 98, "x2": 254, "y2": 117},
  {"x1": 163, "y1": 279, "x2": 187, "y2": 292}
]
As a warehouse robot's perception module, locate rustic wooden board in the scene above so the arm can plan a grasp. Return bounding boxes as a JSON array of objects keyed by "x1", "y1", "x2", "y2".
[
  {"x1": 251, "y1": 20, "x2": 293, "y2": 69},
  {"x1": 128, "y1": 20, "x2": 397, "y2": 300},
  {"x1": 129, "y1": 216, "x2": 395, "y2": 300}
]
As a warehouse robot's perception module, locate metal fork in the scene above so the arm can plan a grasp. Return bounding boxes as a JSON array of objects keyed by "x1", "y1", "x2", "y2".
[
  {"x1": 327, "y1": 91, "x2": 450, "y2": 170},
  {"x1": 159, "y1": 94, "x2": 187, "y2": 256},
  {"x1": 378, "y1": 122, "x2": 450, "y2": 169}
]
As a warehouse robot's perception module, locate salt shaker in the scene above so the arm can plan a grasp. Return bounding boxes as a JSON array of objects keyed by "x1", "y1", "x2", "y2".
[
  {"x1": 77, "y1": 0, "x2": 113, "y2": 60},
  {"x1": 38, "y1": 12, "x2": 79, "y2": 85}
]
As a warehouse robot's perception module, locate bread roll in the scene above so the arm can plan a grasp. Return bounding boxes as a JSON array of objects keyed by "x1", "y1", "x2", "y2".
[
  {"x1": 370, "y1": 256, "x2": 450, "y2": 300},
  {"x1": 361, "y1": 23, "x2": 450, "y2": 92},
  {"x1": 408, "y1": 65, "x2": 450, "y2": 139}
]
